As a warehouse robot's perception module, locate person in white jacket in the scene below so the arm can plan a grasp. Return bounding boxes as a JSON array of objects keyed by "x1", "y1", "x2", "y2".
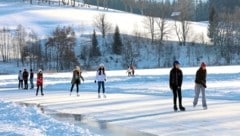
[
  {"x1": 18, "y1": 70, "x2": 23, "y2": 89},
  {"x1": 95, "y1": 63, "x2": 107, "y2": 98}
]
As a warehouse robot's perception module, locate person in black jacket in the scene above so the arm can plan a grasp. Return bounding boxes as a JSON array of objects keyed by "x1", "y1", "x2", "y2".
[
  {"x1": 22, "y1": 69, "x2": 29, "y2": 90},
  {"x1": 169, "y1": 61, "x2": 185, "y2": 111},
  {"x1": 193, "y1": 62, "x2": 207, "y2": 109},
  {"x1": 30, "y1": 69, "x2": 34, "y2": 89}
]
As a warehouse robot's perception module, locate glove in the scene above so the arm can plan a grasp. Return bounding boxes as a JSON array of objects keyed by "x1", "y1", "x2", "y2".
[
  {"x1": 94, "y1": 80, "x2": 96, "y2": 83},
  {"x1": 104, "y1": 79, "x2": 106, "y2": 82},
  {"x1": 203, "y1": 84, "x2": 207, "y2": 88}
]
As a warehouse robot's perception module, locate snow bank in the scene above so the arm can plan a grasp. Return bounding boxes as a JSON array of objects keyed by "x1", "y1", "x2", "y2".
[{"x1": 0, "y1": 101, "x2": 99, "y2": 136}]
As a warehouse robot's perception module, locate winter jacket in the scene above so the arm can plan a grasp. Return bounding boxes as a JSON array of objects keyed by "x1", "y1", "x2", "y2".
[
  {"x1": 23, "y1": 71, "x2": 29, "y2": 80},
  {"x1": 95, "y1": 70, "x2": 106, "y2": 82},
  {"x1": 30, "y1": 72, "x2": 34, "y2": 79},
  {"x1": 195, "y1": 68, "x2": 207, "y2": 88},
  {"x1": 71, "y1": 69, "x2": 84, "y2": 84},
  {"x1": 37, "y1": 72, "x2": 43, "y2": 86},
  {"x1": 18, "y1": 72, "x2": 23, "y2": 80},
  {"x1": 169, "y1": 67, "x2": 183, "y2": 89}
]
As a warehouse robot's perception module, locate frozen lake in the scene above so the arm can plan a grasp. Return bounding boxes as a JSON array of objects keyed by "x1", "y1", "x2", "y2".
[{"x1": 0, "y1": 65, "x2": 240, "y2": 135}]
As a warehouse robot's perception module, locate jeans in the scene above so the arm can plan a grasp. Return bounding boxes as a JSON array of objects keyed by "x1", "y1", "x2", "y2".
[
  {"x1": 24, "y1": 80, "x2": 28, "y2": 89},
  {"x1": 18, "y1": 80, "x2": 23, "y2": 89},
  {"x1": 98, "y1": 81, "x2": 105, "y2": 94},
  {"x1": 36, "y1": 85, "x2": 43, "y2": 96},
  {"x1": 30, "y1": 78, "x2": 34, "y2": 89},
  {"x1": 193, "y1": 83, "x2": 207, "y2": 107},
  {"x1": 172, "y1": 86, "x2": 183, "y2": 107},
  {"x1": 70, "y1": 83, "x2": 79, "y2": 93}
]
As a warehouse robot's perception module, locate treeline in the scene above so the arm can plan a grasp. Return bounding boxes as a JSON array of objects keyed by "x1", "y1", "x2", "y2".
[
  {"x1": 0, "y1": 22, "x2": 125, "y2": 71},
  {"x1": 22, "y1": 0, "x2": 240, "y2": 22},
  {"x1": 208, "y1": 0, "x2": 240, "y2": 48}
]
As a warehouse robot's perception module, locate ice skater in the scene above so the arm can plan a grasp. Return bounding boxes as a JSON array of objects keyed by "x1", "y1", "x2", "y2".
[
  {"x1": 70, "y1": 66, "x2": 84, "y2": 96},
  {"x1": 95, "y1": 63, "x2": 107, "y2": 98},
  {"x1": 169, "y1": 61, "x2": 185, "y2": 111},
  {"x1": 23, "y1": 69, "x2": 29, "y2": 90},
  {"x1": 18, "y1": 70, "x2": 23, "y2": 89},
  {"x1": 193, "y1": 62, "x2": 208, "y2": 110},
  {"x1": 30, "y1": 69, "x2": 34, "y2": 89},
  {"x1": 36, "y1": 69, "x2": 44, "y2": 96},
  {"x1": 127, "y1": 66, "x2": 132, "y2": 77}
]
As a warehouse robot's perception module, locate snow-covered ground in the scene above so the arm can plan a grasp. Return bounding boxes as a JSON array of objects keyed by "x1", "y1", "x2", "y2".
[{"x1": 0, "y1": 65, "x2": 240, "y2": 135}]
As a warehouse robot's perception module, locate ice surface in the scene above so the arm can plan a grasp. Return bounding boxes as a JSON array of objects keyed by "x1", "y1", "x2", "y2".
[{"x1": 0, "y1": 65, "x2": 240, "y2": 135}]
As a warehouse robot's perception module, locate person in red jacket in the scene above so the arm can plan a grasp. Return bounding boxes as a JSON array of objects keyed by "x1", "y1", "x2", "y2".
[{"x1": 36, "y1": 69, "x2": 44, "y2": 96}]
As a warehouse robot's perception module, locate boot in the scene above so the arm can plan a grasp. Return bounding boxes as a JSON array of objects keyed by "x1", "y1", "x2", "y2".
[
  {"x1": 173, "y1": 105, "x2": 178, "y2": 111},
  {"x1": 98, "y1": 94, "x2": 101, "y2": 98},
  {"x1": 179, "y1": 106, "x2": 185, "y2": 111}
]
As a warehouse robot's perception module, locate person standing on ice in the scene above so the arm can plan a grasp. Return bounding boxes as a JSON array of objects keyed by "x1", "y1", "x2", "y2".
[
  {"x1": 130, "y1": 65, "x2": 135, "y2": 76},
  {"x1": 193, "y1": 62, "x2": 208, "y2": 110},
  {"x1": 30, "y1": 69, "x2": 34, "y2": 89},
  {"x1": 169, "y1": 61, "x2": 185, "y2": 111},
  {"x1": 95, "y1": 63, "x2": 107, "y2": 98},
  {"x1": 18, "y1": 70, "x2": 23, "y2": 89},
  {"x1": 22, "y1": 69, "x2": 29, "y2": 90},
  {"x1": 70, "y1": 66, "x2": 84, "y2": 97},
  {"x1": 127, "y1": 66, "x2": 132, "y2": 77},
  {"x1": 36, "y1": 69, "x2": 44, "y2": 96}
]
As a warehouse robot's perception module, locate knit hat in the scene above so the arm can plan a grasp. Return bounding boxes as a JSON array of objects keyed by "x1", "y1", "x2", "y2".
[
  {"x1": 38, "y1": 69, "x2": 42, "y2": 72},
  {"x1": 201, "y1": 62, "x2": 206, "y2": 67},
  {"x1": 76, "y1": 66, "x2": 81, "y2": 72},
  {"x1": 99, "y1": 63, "x2": 104, "y2": 67},
  {"x1": 173, "y1": 60, "x2": 180, "y2": 66}
]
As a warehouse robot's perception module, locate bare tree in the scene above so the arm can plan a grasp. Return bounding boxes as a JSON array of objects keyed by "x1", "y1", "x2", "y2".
[
  {"x1": 94, "y1": 13, "x2": 112, "y2": 39},
  {"x1": 0, "y1": 27, "x2": 11, "y2": 62},
  {"x1": 155, "y1": 6, "x2": 171, "y2": 66},
  {"x1": 45, "y1": 26, "x2": 78, "y2": 71},
  {"x1": 144, "y1": 15, "x2": 155, "y2": 44},
  {"x1": 16, "y1": 24, "x2": 27, "y2": 66},
  {"x1": 174, "y1": 20, "x2": 190, "y2": 46},
  {"x1": 173, "y1": 0, "x2": 193, "y2": 45},
  {"x1": 123, "y1": 36, "x2": 139, "y2": 67}
]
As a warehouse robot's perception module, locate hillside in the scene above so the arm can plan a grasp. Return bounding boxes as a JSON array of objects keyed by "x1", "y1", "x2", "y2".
[
  {"x1": 1, "y1": 1, "x2": 240, "y2": 71},
  {"x1": 0, "y1": 1, "x2": 208, "y2": 41}
]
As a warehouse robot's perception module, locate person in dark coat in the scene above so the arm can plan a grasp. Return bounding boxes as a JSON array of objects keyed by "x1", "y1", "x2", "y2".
[
  {"x1": 30, "y1": 69, "x2": 34, "y2": 89},
  {"x1": 22, "y1": 69, "x2": 29, "y2": 89},
  {"x1": 130, "y1": 65, "x2": 135, "y2": 76},
  {"x1": 193, "y1": 62, "x2": 207, "y2": 109},
  {"x1": 70, "y1": 66, "x2": 84, "y2": 96},
  {"x1": 169, "y1": 61, "x2": 185, "y2": 111},
  {"x1": 36, "y1": 69, "x2": 44, "y2": 96}
]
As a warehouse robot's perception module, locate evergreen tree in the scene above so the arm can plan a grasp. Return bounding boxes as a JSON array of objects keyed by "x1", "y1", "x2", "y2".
[
  {"x1": 208, "y1": 6, "x2": 218, "y2": 44},
  {"x1": 112, "y1": 26, "x2": 123, "y2": 55},
  {"x1": 90, "y1": 29, "x2": 101, "y2": 58}
]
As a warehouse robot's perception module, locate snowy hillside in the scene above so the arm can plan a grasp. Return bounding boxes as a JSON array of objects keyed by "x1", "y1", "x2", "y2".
[
  {"x1": 1, "y1": 0, "x2": 240, "y2": 71},
  {"x1": 0, "y1": 1, "x2": 209, "y2": 42}
]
